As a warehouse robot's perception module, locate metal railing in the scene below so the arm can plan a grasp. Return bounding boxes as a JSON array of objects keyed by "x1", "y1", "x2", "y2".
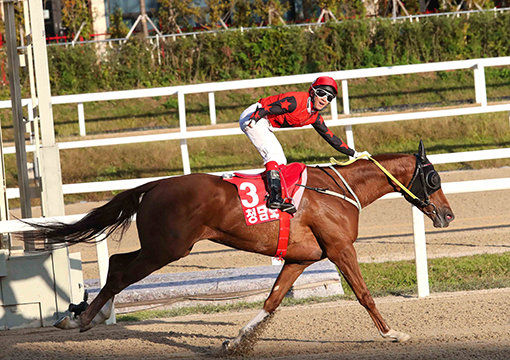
[{"x1": 7, "y1": 7, "x2": 508, "y2": 48}]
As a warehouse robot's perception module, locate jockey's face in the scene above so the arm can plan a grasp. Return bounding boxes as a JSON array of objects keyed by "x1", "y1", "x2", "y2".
[{"x1": 312, "y1": 93, "x2": 330, "y2": 111}]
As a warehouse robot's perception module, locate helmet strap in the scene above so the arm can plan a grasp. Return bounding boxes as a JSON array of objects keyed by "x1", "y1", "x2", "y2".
[{"x1": 309, "y1": 94, "x2": 319, "y2": 111}]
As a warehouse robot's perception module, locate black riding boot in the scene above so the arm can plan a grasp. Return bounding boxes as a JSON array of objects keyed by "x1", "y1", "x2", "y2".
[{"x1": 266, "y1": 170, "x2": 297, "y2": 214}]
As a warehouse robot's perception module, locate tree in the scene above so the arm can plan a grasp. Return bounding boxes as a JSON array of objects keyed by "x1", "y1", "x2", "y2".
[
  {"x1": 252, "y1": 0, "x2": 289, "y2": 26},
  {"x1": 62, "y1": 0, "x2": 92, "y2": 39},
  {"x1": 140, "y1": 0, "x2": 149, "y2": 37},
  {"x1": 204, "y1": 0, "x2": 235, "y2": 29},
  {"x1": 109, "y1": 8, "x2": 129, "y2": 39},
  {"x1": 157, "y1": 0, "x2": 200, "y2": 34},
  {"x1": 336, "y1": 0, "x2": 366, "y2": 19},
  {"x1": 232, "y1": 0, "x2": 256, "y2": 27}
]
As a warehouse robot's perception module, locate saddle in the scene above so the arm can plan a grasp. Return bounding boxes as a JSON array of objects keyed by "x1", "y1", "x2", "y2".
[
  {"x1": 223, "y1": 163, "x2": 307, "y2": 260},
  {"x1": 223, "y1": 163, "x2": 307, "y2": 225}
]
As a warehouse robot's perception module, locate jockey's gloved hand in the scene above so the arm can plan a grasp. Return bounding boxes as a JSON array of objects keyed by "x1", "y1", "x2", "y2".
[{"x1": 353, "y1": 150, "x2": 371, "y2": 159}]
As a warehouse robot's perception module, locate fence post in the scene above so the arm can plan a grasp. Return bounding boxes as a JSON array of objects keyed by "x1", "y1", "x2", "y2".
[
  {"x1": 208, "y1": 92, "x2": 216, "y2": 125},
  {"x1": 341, "y1": 79, "x2": 355, "y2": 150},
  {"x1": 341, "y1": 79, "x2": 350, "y2": 115},
  {"x1": 178, "y1": 91, "x2": 191, "y2": 174},
  {"x1": 412, "y1": 205, "x2": 430, "y2": 297},
  {"x1": 474, "y1": 64, "x2": 487, "y2": 107},
  {"x1": 95, "y1": 233, "x2": 116, "y2": 325},
  {"x1": 78, "y1": 103, "x2": 86, "y2": 136},
  {"x1": 330, "y1": 97, "x2": 338, "y2": 122}
]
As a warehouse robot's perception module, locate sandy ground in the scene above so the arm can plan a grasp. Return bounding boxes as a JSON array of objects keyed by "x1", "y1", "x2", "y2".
[
  {"x1": 2, "y1": 167, "x2": 509, "y2": 359},
  {"x1": 0, "y1": 288, "x2": 508, "y2": 359}
]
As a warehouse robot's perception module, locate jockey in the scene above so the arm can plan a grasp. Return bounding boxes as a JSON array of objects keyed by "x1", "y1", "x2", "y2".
[{"x1": 240, "y1": 76, "x2": 370, "y2": 214}]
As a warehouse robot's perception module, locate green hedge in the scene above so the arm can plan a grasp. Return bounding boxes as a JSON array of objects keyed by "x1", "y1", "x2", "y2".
[{"x1": 8, "y1": 12, "x2": 510, "y2": 97}]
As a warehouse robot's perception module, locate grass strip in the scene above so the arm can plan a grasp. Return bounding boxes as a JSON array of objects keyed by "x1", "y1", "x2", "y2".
[{"x1": 116, "y1": 252, "x2": 510, "y2": 323}]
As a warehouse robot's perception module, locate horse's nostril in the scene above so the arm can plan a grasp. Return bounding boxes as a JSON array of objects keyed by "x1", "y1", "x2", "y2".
[{"x1": 446, "y1": 213, "x2": 454, "y2": 222}]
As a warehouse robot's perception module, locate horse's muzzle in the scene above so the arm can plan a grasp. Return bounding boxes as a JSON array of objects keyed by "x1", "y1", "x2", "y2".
[{"x1": 433, "y1": 207, "x2": 455, "y2": 228}]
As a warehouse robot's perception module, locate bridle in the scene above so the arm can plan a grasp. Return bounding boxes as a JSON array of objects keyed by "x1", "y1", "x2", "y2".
[
  {"x1": 402, "y1": 155, "x2": 442, "y2": 215},
  {"x1": 329, "y1": 153, "x2": 442, "y2": 217}
]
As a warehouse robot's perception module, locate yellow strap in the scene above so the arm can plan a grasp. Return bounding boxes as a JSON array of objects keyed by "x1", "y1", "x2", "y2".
[{"x1": 329, "y1": 155, "x2": 420, "y2": 201}]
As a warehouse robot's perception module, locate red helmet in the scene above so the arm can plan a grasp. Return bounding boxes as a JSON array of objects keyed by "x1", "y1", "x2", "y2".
[{"x1": 309, "y1": 76, "x2": 338, "y2": 96}]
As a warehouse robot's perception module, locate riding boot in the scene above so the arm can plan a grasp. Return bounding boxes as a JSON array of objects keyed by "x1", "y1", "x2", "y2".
[{"x1": 266, "y1": 170, "x2": 297, "y2": 214}]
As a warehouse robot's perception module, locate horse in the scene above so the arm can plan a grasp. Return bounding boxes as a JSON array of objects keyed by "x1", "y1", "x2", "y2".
[{"x1": 22, "y1": 141, "x2": 454, "y2": 351}]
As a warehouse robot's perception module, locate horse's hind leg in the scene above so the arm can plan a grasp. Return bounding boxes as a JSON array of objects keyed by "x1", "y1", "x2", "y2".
[
  {"x1": 329, "y1": 243, "x2": 410, "y2": 342},
  {"x1": 55, "y1": 250, "x2": 141, "y2": 330},
  {"x1": 78, "y1": 247, "x2": 179, "y2": 331},
  {"x1": 223, "y1": 261, "x2": 312, "y2": 353}
]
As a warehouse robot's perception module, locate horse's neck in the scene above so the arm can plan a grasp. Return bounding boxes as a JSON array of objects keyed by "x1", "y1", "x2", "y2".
[{"x1": 348, "y1": 154, "x2": 415, "y2": 208}]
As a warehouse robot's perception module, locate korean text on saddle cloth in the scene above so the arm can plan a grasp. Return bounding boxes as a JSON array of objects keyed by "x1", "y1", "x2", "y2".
[{"x1": 224, "y1": 163, "x2": 307, "y2": 226}]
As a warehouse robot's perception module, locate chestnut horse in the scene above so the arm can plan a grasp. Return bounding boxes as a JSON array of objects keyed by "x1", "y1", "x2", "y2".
[{"x1": 24, "y1": 141, "x2": 454, "y2": 351}]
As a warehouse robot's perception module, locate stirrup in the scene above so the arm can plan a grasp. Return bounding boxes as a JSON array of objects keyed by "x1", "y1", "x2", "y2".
[
  {"x1": 280, "y1": 202, "x2": 297, "y2": 214},
  {"x1": 267, "y1": 200, "x2": 297, "y2": 214}
]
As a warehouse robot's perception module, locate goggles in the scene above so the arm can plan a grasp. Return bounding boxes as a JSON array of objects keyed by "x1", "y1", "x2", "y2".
[{"x1": 313, "y1": 88, "x2": 336, "y2": 102}]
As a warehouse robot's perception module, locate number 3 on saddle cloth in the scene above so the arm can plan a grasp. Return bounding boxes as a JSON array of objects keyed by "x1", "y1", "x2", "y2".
[{"x1": 223, "y1": 163, "x2": 307, "y2": 260}]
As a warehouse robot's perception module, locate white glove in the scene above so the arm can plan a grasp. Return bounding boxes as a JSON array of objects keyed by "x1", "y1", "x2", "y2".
[{"x1": 353, "y1": 150, "x2": 371, "y2": 159}]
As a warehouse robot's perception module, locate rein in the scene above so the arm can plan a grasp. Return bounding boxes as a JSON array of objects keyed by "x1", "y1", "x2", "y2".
[
  {"x1": 303, "y1": 153, "x2": 437, "y2": 214},
  {"x1": 330, "y1": 154, "x2": 422, "y2": 204},
  {"x1": 330, "y1": 154, "x2": 438, "y2": 216}
]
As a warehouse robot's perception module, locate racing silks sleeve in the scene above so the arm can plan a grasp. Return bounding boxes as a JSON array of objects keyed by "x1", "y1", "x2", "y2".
[
  {"x1": 312, "y1": 115, "x2": 355, "y2": 157},
  {"x1": 249, "y1": 96, "x2": 297, "y2": 121}
]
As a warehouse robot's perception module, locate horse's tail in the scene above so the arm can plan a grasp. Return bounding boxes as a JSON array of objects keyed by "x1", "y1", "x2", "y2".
[{"x1": 20, "y1": 180, "x2": 161, "y2": 247}]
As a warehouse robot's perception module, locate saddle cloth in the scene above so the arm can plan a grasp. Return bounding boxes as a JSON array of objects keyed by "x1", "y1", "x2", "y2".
[{"x1": 224, "y1": 163, "x2": 307, "y2": 226}]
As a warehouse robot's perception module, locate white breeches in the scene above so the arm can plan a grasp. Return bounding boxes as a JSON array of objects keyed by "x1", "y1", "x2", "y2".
[{"x1": 239, "y1": 103, "x2": 287, "y2": 165}]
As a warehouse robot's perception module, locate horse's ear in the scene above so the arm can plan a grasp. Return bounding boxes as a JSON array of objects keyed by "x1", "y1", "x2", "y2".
[{"x1": 418, "y1": 140, "x2": 426, "y2": 161}]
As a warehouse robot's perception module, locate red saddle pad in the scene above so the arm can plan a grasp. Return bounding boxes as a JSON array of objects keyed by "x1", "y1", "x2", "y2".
[{"x1": 224, "y1": 163, "x2": 307, "y2": 226}]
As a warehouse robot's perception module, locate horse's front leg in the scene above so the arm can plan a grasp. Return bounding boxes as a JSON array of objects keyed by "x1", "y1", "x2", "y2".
[
  {"x1": 329, "y1": 243, "x2": 410, "y2": 342},
  {"x1": 223, "y1": 261, "x2": 313, "y2": 353}
]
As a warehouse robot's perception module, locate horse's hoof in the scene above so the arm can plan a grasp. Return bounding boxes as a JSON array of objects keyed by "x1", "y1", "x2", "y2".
[
  {"x1": 54, "y1": 316, "x2": 79, "y2": 330},
  {"x1": 222, "y1": 340, "x2": 234, "y2": 352},
  {"x1": 222, "y1": 339, "x2": 243, "y2": 353},
  {"x1": 79, "y1": 323, "x2": 94, "y2": 333},
  {"x1": 54, "y1": 316, "x2": 70, "y2": 329},
  {"x1": 381, "y1": 329, "x2": 411, "y2": 342}
]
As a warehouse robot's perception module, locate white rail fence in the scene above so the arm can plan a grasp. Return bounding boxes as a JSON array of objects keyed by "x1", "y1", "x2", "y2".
[
  {"x1": 1, "y1": 57, "x2": 509, "y2": 299},
  {"x1": 1, "y1": 56, "x2": 510, "y2": 175},
  {"x1": 1, "y1": 169, "x2": 509, "y2": 299},
  {"x1": 2, "y1": 149, "x2": 510, "y2": 300}
]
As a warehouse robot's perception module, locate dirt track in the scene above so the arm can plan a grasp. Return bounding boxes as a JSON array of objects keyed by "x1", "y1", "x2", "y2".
[
  {"x1": 2, "y1": 167, "x2": 510, "y2": 359},
  {"x1": 1, "y1": 288, "x2": 508, "y2": 359}
]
